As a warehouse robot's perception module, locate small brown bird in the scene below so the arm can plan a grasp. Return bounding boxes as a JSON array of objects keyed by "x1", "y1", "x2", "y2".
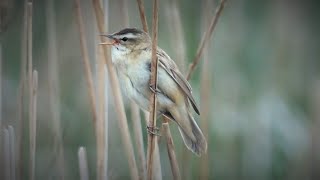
[{"x1": 102, "y1": 28, "x2": 207, "y2": 156}]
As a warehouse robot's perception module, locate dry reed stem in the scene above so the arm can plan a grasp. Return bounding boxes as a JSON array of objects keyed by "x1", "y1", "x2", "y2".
[
  {"x1": 146, "y1": 0, "x2": 159, "y2": 179},
  {"x1": 74, "y1": 1, "x2": 106, "y2": 179},
  {"x1": 27, "y1": 2, "x2": 33, "y2": 114},
  {"x1": 91, "y1": 1, "x2": 139, "y2": 179},
  {"x1": 8, "y1": 126, "x2": 16, "y2": 180},
  {"x1": 78, "y1": 147, "x2": 89, "y2": 180},
  {"x1": 198, "y1": 1, "x2": 213, "y2": 178},
  {"x1": 97, "y1": 9, "x2": 107, "y2": 180},
  {"x1": 144, "y1": 112, "x2": 162, "y2": 180},
  {"x1": 17, "y1": 2, "x2": 28, "y2": 179},
  {"x1": 46, "y1": 0, "x2": 65, "y2": 178},
  {"x1": 136, "y1": 0, "x2": 149, "y2": 33},
  {"x1": 162, "y1": 123, "x2": 181, "y2": 180},
  {"x1": 29, "y1": 70, "x2": 38, "y2": 180},
  {"x1": 74, "y1": 0, "x2": 98, "y2": 127},
  {"x1": 102, "y1": 1, "x2": 109, "y2": 178},
  {"x1": 27, "y1": 2, "x2": 35, "y2": 180},
  {"x1": 97, "y1": 40, "x2": 106, "y2": 180},
  {"x1": 152, "y1": 137, "x2": 162, "y2": 180},
  {"x1": 131, "y1": 103, "x2": 147, "y2": 180},
  {"x1": 4, "y1": 128, "x2": 10, "y2": 180},
  {"x1": 187, "y1": 0, "x2": 227, "y2": 80}
]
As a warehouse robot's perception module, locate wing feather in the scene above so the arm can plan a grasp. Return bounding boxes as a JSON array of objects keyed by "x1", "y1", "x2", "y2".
[{"x1": 157, "y1": 48, "x2": 200, "y2": 115}]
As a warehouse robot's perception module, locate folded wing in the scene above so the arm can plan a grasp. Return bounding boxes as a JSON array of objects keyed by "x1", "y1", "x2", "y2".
[{"x1": 157, "y1": 48, "x2": 200, "y2": 115}]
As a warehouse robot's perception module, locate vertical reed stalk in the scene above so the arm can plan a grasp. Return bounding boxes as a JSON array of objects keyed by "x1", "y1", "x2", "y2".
[
  {"x1": 46, "y1": 0, "x2": 65, "y2": 178},
  {"x1": 74, "y1": 0, "x2": 98, "y2": 127},
  {"x1": 91, "y1": 1, "x2": 139, "y2": 179},
  {"x1": 146, "y1": 0, "x2": 159, "y2": 179},
  {"x1": 136, "y1": 0, "x2": 149, "y2": 32},
  {"x1": 78, "y1": 147, "x2": 89, "y2": 180},
  {"x1": 198, "y1": 1, "x2": 213, "y2": 178},
  {"x1": 4, "y1": 128, "x2": 10, "y2": 180},
  {"x1": 131, "y1": 103, "x2": 147, "y2": 179},
  {"x1": 17, "y1": 2, "x2": 29, "y2": 179},
  {"x1": 29, "y1": 70, "x2": 38, "y2": 180},
  {"x1": 97, "y1": 41, "x2": 106, "y2": 180},
  {"x1": 102, "y1": 1, "x2": 109, "y2": 178},
  {"x1": 27, "y1": 2, "x2": 33, "y2": 113},
  {"x1": 8, "y1": 126, "x2": 16, "y2": 180},
  {"x1": 187, "y1": 0, "x2": 227, "y2": 80},
  {"x1": 74, "y1": 1, "x2": 106, "y2": 179},
  {"x1": 162, "y1": 123, "x2": 181, "y2": 180},
  {"x1": 27, "y1": 2, "x2": 35, "y2": 180}
]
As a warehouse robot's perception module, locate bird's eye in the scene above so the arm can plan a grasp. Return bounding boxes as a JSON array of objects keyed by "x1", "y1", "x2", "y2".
[{"x1": 121, "y1": 37, "x2": 128, "y2": 41}]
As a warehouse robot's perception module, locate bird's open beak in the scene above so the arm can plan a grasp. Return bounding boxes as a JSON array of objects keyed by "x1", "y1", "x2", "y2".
[{"x1": 99, "y1": 34, "x2": 116, "y2": 45}]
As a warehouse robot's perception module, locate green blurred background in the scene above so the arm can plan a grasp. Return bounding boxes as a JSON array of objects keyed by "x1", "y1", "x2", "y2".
[{"x1": 1, "y1": 0, "x2": 320, "y2": 179}]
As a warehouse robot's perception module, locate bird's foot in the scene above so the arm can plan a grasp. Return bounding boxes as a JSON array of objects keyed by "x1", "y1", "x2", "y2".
[
  {"x1": 147, "y1": 126, "x2": 161, "y2": 136},
  {"x1": 149, "y1": 85, "x2": 161, "y2": 94}
]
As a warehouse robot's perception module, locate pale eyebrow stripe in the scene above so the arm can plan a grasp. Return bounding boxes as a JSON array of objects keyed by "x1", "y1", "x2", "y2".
[{"x1": 118, "y1": 33, "x2": 137, "y2": 39}]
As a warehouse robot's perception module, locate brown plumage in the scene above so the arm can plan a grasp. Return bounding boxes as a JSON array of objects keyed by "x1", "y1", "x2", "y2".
[{"x1": 103, "y1": 28, "x2": 207, "y2": 156}]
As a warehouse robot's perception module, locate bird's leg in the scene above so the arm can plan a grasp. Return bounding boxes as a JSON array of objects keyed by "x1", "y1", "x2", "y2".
[
  {"x1": 146, "y1": 125, "x2": 161, "y2": 136},
  {"x1": 149, "y1": 84, "x2": 161, "y2": 94}
]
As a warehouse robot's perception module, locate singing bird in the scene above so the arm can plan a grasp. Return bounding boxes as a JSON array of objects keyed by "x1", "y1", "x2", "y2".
[{"x1": 102, "y1": 28, "x2": 207, "y2": 156}]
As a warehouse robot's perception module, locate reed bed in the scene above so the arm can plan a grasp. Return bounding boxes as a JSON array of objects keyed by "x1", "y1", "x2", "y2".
[{"x1": 0, "y1": 0, "x2": 228, "y2": 179}]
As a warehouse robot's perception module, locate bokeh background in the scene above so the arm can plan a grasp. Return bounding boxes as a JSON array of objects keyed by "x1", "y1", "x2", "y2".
[{"x1": 1, "y1": 0, "x2": 320, "y2": 179}]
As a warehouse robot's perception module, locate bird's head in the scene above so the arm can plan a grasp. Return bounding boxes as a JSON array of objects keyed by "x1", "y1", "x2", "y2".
[{"x1": 101, "y1": 28, "x2": 151, "y2": 55}]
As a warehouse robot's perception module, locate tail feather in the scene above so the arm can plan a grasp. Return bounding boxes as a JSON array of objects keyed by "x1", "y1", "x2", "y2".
[{"x1": 178, "y1": 113, "x2": 207, "y2": 156}]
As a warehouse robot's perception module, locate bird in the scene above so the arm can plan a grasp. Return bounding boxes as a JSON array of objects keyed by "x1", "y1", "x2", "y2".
[{"x1": 101, "y1": 27, "x2": 207, "y2": 156}]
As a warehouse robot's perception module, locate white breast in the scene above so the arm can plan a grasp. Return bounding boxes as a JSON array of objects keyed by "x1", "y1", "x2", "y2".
[{"x1": 111, "y1": 47, "x2": 151, "y2": 110}]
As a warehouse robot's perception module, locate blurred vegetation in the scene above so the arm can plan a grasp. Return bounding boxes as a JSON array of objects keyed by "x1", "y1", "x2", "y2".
[{"x1": 1, "y1": 0, "x2": 320, "y2": 179}]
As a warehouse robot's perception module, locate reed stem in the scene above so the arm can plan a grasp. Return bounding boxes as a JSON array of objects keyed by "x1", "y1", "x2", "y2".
[
  {"x1": 4, "y1": 128, "x2": 10, "y2": 180},
  {"x1": 136, "y1": 0, "x2": 149, "y2": 33},
  {"x1": 163, "y1": 123, "x2": 181, "y2": 180},
  {"x1": 17, "y1": 2, "x2": 29, "y2": 179},
  {"x1": 8, "y1": 126, "x2": 16, "y2": 180},
  {"x1": 131, "y1": 103, "x2": 147, "y2": 180},
  {"x1": 29, "y1": 70, "x2": 38, "y2": 180},
  {"x1": 46, "y1": 0, "x2": 65, "y2": 178},
  {"x1": 187, "y1": 0, "x2": 227, "y2": 80},
  {"x1": 146, "y1": 0, "x2": 159, "y2": 179}
]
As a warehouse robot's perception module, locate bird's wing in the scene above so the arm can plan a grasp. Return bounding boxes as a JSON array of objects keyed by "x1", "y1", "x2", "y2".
[{"x1": 157, "y1": 48, "x2": 200, "y2": 115}]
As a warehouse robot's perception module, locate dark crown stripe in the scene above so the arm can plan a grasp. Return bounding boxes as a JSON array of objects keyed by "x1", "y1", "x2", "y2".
[{"x1": 114, "y1": 28, "x2": 143, "y2": 36}]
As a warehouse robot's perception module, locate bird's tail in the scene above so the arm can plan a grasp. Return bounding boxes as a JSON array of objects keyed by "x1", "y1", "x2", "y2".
[{"x1": 177, "y1": 111, "x2": 207, "y2": 156}]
